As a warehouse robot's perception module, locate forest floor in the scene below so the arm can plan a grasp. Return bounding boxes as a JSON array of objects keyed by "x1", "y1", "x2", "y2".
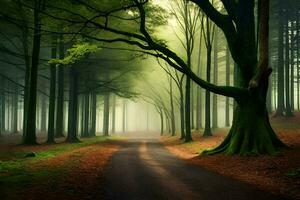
[
  {"x1": 0, "y1": 135, "x2": 122, "y2": 200},
  {"x1": 161, "y1": 112, "x2": 300, "y2": 200}
]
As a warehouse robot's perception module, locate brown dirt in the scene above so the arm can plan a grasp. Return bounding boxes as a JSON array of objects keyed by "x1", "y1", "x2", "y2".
[
  {"x1": 161, "y1": 113, "x2": 300, "y2": 200},
  {"x1": 22, "y1": 142, "x2": 119, "y2": 200},
  {"x1": 1, "y1": 140, "x2": 121, "y2": 200}
]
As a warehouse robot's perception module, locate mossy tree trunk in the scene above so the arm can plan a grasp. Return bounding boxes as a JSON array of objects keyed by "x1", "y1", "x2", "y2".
[
  {"x1": 190, "y1": 0, "x2": 286, "y2": 155},
  {"x1": 90, "y1": 0, "x2": 286, "y2": 155}
]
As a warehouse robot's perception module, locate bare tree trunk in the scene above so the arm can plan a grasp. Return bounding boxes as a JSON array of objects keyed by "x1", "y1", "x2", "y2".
[
  {"x1": 47, "y1": 36, "x2": 57, "y2": 144},
  {"x1": 55, "y1": 35, "x2": 65, "y2": 137},
  {"x1": 66, "y1": 67, "x2": 80, "y2": 143},
  {"x1": 103, "y1": 92, "x2": 110, "y2": 136},
  {"x1": 225, "y1": 45, "x2": 230, "y2": 126},
  {"x1": 111, "y1": 94, "x2": 116, "y2": 134},
  {"x1": 212, "y1": 30, "x2": 218, "y2": 128}
]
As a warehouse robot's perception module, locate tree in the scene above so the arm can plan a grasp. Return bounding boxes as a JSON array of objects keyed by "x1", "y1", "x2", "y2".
[
  {"x1": 23, "y1": 0, "x2": 44, "y2": 145},
  {"x1": 274, "y1": 0, "x2": 285, "y2": 117},
  {"x1": 39, "y1": 0, "x2": 285, "y2": 155},
  {"x1": 169, "y1": 0, "x2": 199, "y2": 142},
  {"x1": 225, "y1": 44, "x2": 231, "y2": 126},
  {"x1": 202, "y1": 15, "x2": 215, "y2": 137},
  {"x1": 46, "y1": 36, "x2": 57, "y2": 144},
  {"x1": 103, "y1": 92, "x2": 110, "y2": 136},
  {"x1": 55, "y1": 35, "x2": 65, "y2": 138}
]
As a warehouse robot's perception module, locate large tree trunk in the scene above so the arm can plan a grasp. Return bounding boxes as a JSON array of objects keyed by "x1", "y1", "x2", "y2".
[
  {"x1": 66, "y1": 67, "x2": 80, "y2": 143},
  {"x1": 23, "y1": 0, "x2": 43, "y2": 144},
  {"x1": 204, "y1": 95, "x2": 285, "y2": 155},
  {"x1": 47, "y1": 36, "x2": 57, "y2": 144},
  {"x1": 202, "y1": 0, "x2": 286, "y2": 155},
  {"x1": 274, "y1": 1, "x2": 285, "y2": 116},
  {"x1": 55, "y1": 35, "x2": 65, "y2": 138}
]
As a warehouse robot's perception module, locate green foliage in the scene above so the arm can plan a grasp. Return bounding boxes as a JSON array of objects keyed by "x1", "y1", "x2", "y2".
[{"x1": 49, "y1": 42, "x2": 99, "y2": 66}]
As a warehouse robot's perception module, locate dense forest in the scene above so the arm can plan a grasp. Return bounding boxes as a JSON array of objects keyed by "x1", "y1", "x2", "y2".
[{"x1": 0, "y1": 0, "x2": 299, "y2": 199}]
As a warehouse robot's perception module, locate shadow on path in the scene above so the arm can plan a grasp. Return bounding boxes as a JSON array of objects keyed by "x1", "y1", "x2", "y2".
[{"x1": 103, "y1": 136, "x2": 288, "y2": 200}]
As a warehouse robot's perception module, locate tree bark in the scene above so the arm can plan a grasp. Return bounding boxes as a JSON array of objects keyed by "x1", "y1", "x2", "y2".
[
  {"x1": 23, "y1": 0, "x2": 43, "y2": 145},
  {"x1": 169, "y1": 78, "x2": 176, "y2": 136},
  {"x1": 89, "y1": 92, "x2": 97, "y2": 136},
  {"x1": 202, "y1": 0, "x2": 286, "y2": 155},
  {"x1": 55, "y1": 35, "x2": 65, "y2": 137},
  {"x1": 103, "y1": 92, "x2": 110, "y2": 136},
  {"x1": 225, "y1": 45, "x2": 230, "y2": 126},
  {"x1": 12, "y1": 84, "x2": 18, "y2": 133},
  {"x1": 82, "y1": 92, "x2": 90, "y2": 137},
  {"x1": 203, "y1": 44, "x2": 212, "y2": 136},
  {"x1": 185, "y1": 76, "x2": 192, "y2": 141},
  {"x1": 274, "y1": 1, "x2": 285, "y2": 116},
  {"x1": 47, "y1": 36, "x2": 57, "y2": 144},
  {"x1": 159, "y1": 109, "x2": 164, "y2": 136},
  {"x1": 66, "y1": 66, "x2": 80, "y2": 143},
  {"x1": 111, "y1": 94, "x2": 116, "y2": 134},
  {"x1": 284, "y1": 9, "x2": 293, "y2": 117},
  {"x1": 0, "y1": 77, "x2": 5, "y2": 135},
  {"x1": 179, "y1": 84, "x2": 185, "y2": 139},
  {"x1": 212, "y1": 30, "x2": 218, "y2": 128}
]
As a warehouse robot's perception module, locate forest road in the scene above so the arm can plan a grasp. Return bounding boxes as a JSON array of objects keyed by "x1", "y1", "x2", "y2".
[{"x1": 102, "y1": 137, "x2": 288, "y2": 200}]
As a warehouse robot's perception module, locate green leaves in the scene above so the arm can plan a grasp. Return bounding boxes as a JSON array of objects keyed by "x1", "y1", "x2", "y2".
[{"x1": 49, "y1": 42, "x2": 99, "y2": 66}]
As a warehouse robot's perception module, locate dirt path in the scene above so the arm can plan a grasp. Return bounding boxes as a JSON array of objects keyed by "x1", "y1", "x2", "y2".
[{"x1": 103, "y1": 137, "x2": 289, "y2": 200}]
